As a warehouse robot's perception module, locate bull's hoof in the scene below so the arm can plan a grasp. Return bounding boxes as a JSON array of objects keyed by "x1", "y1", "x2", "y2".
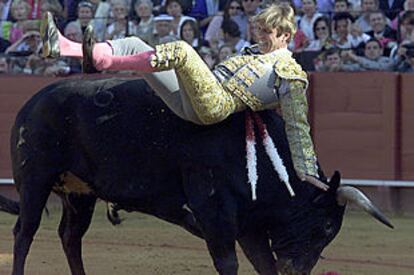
[
  {"x1": 40, "y1": 12, "x2": 60, "y2": 58},
  {"x1": 82, "y1": 25, "x2": 99, "y2": 74}
]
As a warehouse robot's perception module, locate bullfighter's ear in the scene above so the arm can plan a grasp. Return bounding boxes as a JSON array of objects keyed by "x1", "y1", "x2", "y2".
[{"x1": 328, "y1": 171, "x2": 341, "y2": 190}]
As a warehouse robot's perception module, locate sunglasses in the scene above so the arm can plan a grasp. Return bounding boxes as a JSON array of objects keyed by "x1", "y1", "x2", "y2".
[{"x1": 243, "y1": 0, "x2": 257, "y2": 2}]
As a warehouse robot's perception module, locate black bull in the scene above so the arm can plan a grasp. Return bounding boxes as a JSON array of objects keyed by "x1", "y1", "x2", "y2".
[{"x1": 0, "y1": 78, "x2": 392, "y2": 275}]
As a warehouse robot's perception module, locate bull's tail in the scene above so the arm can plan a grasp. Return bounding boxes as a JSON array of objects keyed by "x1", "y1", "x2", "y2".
[{"x1": 0, "y1": 194, "x2": 19, "y2": 215}]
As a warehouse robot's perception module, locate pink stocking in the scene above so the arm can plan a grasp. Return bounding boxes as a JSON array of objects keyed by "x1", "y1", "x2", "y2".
[
  {"x1": 93, "y1": 50, "x2": 156, "y2": 72},
  {"x1": 58, "y1": 34, "x2": 113, "y2": 60}
]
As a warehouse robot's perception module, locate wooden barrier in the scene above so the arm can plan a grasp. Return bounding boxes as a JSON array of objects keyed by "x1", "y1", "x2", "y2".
[
  {"x1": 0, "y1": 73, "x2": 412, "y2": 181},
  {"x1": 311, "y1": 72, "x2": 400, "y2": 180},
  {"x1": 0, "y1": 75, "x2": 62, "y2": 178},
  {"x1": 400, "y1": 74, "x2": 414, "y2": 180}
]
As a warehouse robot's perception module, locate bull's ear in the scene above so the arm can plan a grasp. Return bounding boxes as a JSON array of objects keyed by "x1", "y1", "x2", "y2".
[{"x1": 328, "y1": 171, "x2": 341, "y2": 190}]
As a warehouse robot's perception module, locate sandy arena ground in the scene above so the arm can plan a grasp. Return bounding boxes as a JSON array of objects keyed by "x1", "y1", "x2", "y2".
[{"x1": 0, "y1": 203, "x2": 413, "y2": 275}]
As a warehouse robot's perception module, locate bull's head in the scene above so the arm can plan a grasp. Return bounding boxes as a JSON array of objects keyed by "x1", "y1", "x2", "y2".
[{"x1": 269, "y1": 171, "x2": 393, "y2": 275}]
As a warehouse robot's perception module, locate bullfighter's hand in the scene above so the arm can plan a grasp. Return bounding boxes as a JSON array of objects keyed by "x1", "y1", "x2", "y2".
[{"x1": 303, "y1": 175, "x2": 329, "y2": 191}]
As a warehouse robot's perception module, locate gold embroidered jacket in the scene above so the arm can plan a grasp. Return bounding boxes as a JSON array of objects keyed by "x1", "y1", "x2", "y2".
[{"x1": 150, "y1": 41, "x2": 318, "y2": 177}]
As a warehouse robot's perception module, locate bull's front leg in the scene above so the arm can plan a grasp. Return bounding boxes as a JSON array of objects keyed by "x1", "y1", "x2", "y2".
[
  {"x1": 182, "y1": 166, "x2": 239, "y2": 275},
  {"x1": 238, "y1": 229, "x2": 278, "y2": 275}
]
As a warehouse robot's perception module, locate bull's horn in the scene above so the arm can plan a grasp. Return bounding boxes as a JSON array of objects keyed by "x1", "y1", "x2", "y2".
[{"x1": 336, "y1": 186, "x2": 394, "y2": 229}]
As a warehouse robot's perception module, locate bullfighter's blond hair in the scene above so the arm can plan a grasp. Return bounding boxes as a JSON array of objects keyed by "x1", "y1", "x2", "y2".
[{"x1": 251, "y1": 3, "x2": 296, "y2": 42}]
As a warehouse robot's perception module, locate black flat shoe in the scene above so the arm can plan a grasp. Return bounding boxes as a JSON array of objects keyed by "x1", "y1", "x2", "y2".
[
  {"x1": 40, "y1": 12, "x2": 60, "y2": 58},
  {"x1": 82, "y1": 24, "x2": 99, "y2": 73}
]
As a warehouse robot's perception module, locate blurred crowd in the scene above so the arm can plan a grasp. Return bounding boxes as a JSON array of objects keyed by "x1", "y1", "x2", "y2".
[{"x1": 1, "y1": 0, "x2": 414, "y2": 76}]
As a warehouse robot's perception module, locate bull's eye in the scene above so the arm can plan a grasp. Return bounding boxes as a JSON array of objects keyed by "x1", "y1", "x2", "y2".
[{"x1": 324, "y1": 220, "x2": 334, "y2": 235}]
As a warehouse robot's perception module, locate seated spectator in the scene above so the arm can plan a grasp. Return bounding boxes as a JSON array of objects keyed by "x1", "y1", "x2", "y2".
[
  {"x1": 132, "y1": 0, "x2": 155, "y2": 44},
  {"x1": 379, "y1": 0, "x2": 405, "y2": 20},
  {"x1": 290, "y1": 28, "x2": 310, "y2": 52},
  {"x1": 179, "y1": 18, "x2": 206, "y2": 50},
  {"x1": 217, "y1": 43, "x2": 236, "y2": 62},
  {"x1": 398, "y1": 11, "x2": 414, "y2": 42},
  {"x1": 166, "y1": 0, "x2": 196, "y2": 36},
  {"x1": 391, "y1": 0, "x2": 414, "y2": 30},
  {"x1": 365, "y1": 10, "x2": 397, "y2": 55},
  {"x1": 5, "y1": 30, "x2": 41, "y2": 54},
  {"x1": 394, "y1": 42, "x2": 414, "y2": 71},
  {"x1": 220, "y1": 19, "x2": 250, "y2": 53},
  {"x1": 293, "y1": 0, "x2": 334, "y2": 14},
  {"x1": 334, "y1": 0, "x2": 351, "y2": 13},
  {"x1": 106, "y1": 0, "x2": 137, "y2": 40},
  {"x1": 355, "y1": 0, "x2": 379, "y2": 32},
  {"x1": 9, "y1": 0, "x2": 31, "y2": 44},
  {"x1": 151, "y1": 14, "x2": 177, "y2": 45},
  {"x1": 67, "y1": 1, "x2": 94, "y2": 34},
  {"x1": 305, "y1": 16, "x2": 335, "y2": 51},
  {"x1": 90, "y1": 0, "x2": 111, "y2": 42},
  {"x1": 188, "y1": 0, "x2": 220, "y2": 30},
  {"x1": 0, "y1": 54, "x2": 8, "y2": 73},
  {"x1": 0, "y1": 0, "x2": 13, "y2": 22},
  {"x1": 198, "y1": 46, "x2": 217, "y2": 69},
  {"x1": 40, "y1": 0, "x2": 65, "y2": 30},
  {"x1": 205, "y1": 0, "x2": 242, "y2": 49},
  {"x1": 316, "y1": 47, "x2": 358, "y2": 71},
  {"x1": 341, "y1": 38, "x2": 393, "y2": 70},
  {"x1": 232, "y1": 0, "x2": 261, "y2": 40},
  {"x1": 332, "y1": 12, "x2": 370, "y2": 49},
  {"x1": 298, "y1": 0, "x2": 323, "y2": 41}
]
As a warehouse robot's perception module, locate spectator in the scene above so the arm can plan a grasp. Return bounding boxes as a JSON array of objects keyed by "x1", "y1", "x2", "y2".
[
  {"x1": 132, "y1": 0, "x2": 155, "y2": 44},
  {"x1": 220, "y1": 18, "x2": 250, "y2": 53},
  {"x1": 179, "y1": 19, "x2": 206, "y2": 49},
  {"x1": 341, "y1": 38, "x2": 393, "y2": 70},
  {"x1": 390, "y1": 0, "x2": 414, "y2": 30},
  {"x1": 305, "y1": 16, "x2": 335, "y2": 51},
  {"x1": 106, "y1": 0, "x2": 137, "y2": 40},
  {"x1": 166, "y1": 0, "x2": 196, "y2": 36},
  {"x1": 40, "y1": 0, "x2": 65, "y2": 30},
  {"x1": 217, "y1": 43, "x2": 235, "y2": 62},
  {"x1": 293, "y1": 0, "x2": 335, "y2": 14},
  {"x1": 316, "y1": 47, "x2": 358, "y2": 71},
  {"x1": 90, "y1": 0, "x2": 111, "y2": 42},
  {"x1": 27, "y1": 0, "x2": 41, "y2": 19},
  {"x1": 0, "y1": 0, "x2": 13, "y2": 22},
  {"x1": 0, "y1": 54, "x2": 8, "y2": 73},
  {"x1": 198, "y1": 46, "x2": 217, "y2": 69},
  {"x1": 205, "y1": 0, "x2": 242, "y2": 49},
  {"x1": 6, "y1": 30, "x2": 41, "y2": 54},
  {"x1": 298, "y1": 0, "x2": 323, "y2": 41},
  {"x1": 187, "y1": 0, "x2": 220, "y2": 30},
  {"x1": 290, "y1": 28, "x2": 310, "y2": 51},
  {"x1": 398, "y1": 11, "x2": 414, "y2": 42},
  {"x1": 67, "y1": 1, "x2": 94, "y2": 34},
  {"x1": 379, "y1": 0, "x2": 405, "y2": 20},
  {"x1": 365, "y1": 10, "x2": 397, "y2": 54},
  {"x1": 332, "y1": 12, "x2": 370, "y2": 49},
  {"x1": 355, "y1": 0, "x2": 380, "y2": 32},
  {"x1": 394, "y1": 42, "x2": 414, "y2": 71},
  {"x1": 9, "y1": 0, "x2": 31, "y2": 44},
  {"x1": 232, "y1": 0, "x2": 261, "y2": 40},
  {"x1": 64, "y1": 21, "x2": 83, "y2": 42},
  {"x1": 151, "y1": 14, "x2": 177, "y2": 45},
  {"x1": 334, "y1": 0, "x2": 351, "y2": 12}
]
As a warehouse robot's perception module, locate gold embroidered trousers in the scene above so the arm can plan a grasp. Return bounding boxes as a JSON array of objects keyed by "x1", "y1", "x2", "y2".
[{"x1": 150, "y1": 41, "x2": 245, "y2": 125}]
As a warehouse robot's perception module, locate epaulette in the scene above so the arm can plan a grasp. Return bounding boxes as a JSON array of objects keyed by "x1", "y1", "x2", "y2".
[{"x1": 273, "y1": 53, "x2": 308, "y2": 89}]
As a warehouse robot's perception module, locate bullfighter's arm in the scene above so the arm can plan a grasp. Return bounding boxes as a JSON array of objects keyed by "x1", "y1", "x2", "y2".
[{"x1": 278, "y1": 79, "x2": 319, "y2": 179}]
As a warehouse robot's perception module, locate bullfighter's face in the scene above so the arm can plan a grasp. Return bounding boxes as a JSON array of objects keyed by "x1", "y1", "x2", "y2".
[{"x1": 270, "y1": 173, "x2": 346, "y2": 275}]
